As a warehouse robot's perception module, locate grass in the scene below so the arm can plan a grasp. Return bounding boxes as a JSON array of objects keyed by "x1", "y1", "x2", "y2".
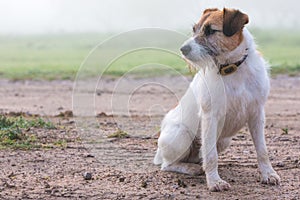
[
  {"x1": 253, "y1": 29, "x2": 300, "y2": 76},
  {"x1": 0, "y1": 33, "x2": 104, "y2": 80},
  {"x1": 281, "y1": 127, "x2": 289, "y2": 135},
  {"x1": 0, "y1": 29, "x2": 299, "y2": 80},
  {"x1": 0, "y1": 115, "x2": 55, "y2": 149},
  {"x1": 107, "y1": 129, "x2": 130, "y2": 139}
]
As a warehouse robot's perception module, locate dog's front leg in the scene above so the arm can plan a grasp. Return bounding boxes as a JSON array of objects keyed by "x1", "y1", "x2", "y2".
[
  {"x1": 201, "y1": 114, "x2": 231, "y2": 192},
  {"x1": 248, "y1": 108, "x2": 280, "y2": 185}
]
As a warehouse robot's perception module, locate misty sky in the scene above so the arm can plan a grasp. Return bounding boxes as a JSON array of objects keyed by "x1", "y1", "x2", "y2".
[{"x1": 0, "y1": 0, "x2": 299, "y2": 34}]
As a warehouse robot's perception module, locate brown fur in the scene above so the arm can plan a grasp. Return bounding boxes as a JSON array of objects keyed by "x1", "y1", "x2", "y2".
[
  {"x1": 194, "y1": 8, "x2": 249, "y2": 53},
  {"x1": 223, "y1": 8, "x2": 249, "y2": 37},
  {"x1": 203, "y1": 8, "x2": 219, "y2": 15}
]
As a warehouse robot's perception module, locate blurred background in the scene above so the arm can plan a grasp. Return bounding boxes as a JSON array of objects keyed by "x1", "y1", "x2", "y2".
[{"x1": 0, "y1": 0, "x2": 299, "y2": 80}]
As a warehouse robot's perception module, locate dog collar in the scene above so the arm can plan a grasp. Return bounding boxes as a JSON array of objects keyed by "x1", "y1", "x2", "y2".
[{"x1": 219, "y1": 53, "x2": 248, "y2": 76}]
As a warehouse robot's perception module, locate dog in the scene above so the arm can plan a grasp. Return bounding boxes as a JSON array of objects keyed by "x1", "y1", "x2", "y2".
[{"x1": 154, "y1": 8, "x2": 280, "y2": 192}]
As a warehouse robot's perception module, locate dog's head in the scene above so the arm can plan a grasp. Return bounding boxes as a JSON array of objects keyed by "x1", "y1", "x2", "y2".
[{"x1": 181, "y1": 8, "x2": 249, "y2": 65}]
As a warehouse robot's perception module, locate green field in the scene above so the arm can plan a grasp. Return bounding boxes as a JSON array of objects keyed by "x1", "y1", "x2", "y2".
[{"x1": 0, "y1": 29, "x2": 299, "y2": 80}]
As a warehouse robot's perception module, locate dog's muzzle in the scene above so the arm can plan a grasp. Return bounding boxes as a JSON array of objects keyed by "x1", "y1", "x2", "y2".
[
  {"x1": 180, "y1": 45, "x2": 192, "y2": 56},
  {"x1": 180, "y1": 38, "x2": 211, "y2": 63}
]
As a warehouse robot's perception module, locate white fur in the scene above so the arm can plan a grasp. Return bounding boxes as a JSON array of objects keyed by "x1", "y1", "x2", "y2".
[{"x1": 154, "y1": 28, "x2": 280, "y2": 191}]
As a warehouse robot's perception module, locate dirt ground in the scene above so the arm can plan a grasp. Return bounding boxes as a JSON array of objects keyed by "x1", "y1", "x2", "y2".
[{"x1": 0, "y1": 75, "x2": 300, "y2": 199}]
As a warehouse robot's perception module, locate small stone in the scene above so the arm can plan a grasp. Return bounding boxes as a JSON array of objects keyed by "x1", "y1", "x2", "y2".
[
  {"x1": 119, "y1": 177, "x2": 125, "y2": 182},
  {"x1": 177, "y1": 179, "x2": 187, "y2": 188},
  {"x1": 45, "y1": 189, "x2": 52, "y2": 193},
  {"x1": 44, "y1": 182, "x2": 51, "y2": 188},
  {"x1": 141, "y1": 181, "x2": 147, "y2": 188},
  {"x1": 229, "y1": 179, "x2": 235, "y2": 183},
  {"x1": 279, "y1": 137, "x2": 290, "y2": 142},
  {"x1": 276, "y1": 162, "x2": 285, "y2": 167},
  {"x1": 83, "y1": 172, "x2": 92, "y2": 180}
]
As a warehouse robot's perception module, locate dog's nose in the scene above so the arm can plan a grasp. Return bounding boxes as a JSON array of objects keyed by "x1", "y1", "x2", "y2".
[{"x1": 180, "y1": 45, "x2": 191, "y2": 56}]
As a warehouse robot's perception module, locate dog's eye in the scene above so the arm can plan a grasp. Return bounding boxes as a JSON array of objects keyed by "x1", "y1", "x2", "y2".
[{"x1": 204, "y1": 25, "x2": 217, "y2": 36}]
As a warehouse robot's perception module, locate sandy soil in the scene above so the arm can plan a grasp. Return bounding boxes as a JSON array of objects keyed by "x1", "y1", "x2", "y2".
[{"x1": 0, "y1": 75, "x2": 300, "y2": 199}]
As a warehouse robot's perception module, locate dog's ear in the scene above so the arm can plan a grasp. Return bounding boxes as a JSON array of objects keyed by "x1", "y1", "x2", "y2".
[
  {"x1": 223, "y1": 8, "x2": 249, "y2": 37},
  {"x1": 203, "y1": 8, "x2": 219, "y2": 15}
]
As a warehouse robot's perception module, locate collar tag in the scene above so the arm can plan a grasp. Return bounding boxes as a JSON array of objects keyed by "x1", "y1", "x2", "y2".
[{"x1": 220, "y1": 64, "x2": 238, "y2": 76}]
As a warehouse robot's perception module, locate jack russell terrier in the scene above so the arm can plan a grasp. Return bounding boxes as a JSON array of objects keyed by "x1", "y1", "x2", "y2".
[{"x1": 154, "y1": 8, "x2": 280, "y2": 192}]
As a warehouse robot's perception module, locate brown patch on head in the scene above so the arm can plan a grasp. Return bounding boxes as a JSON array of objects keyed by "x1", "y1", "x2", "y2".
[
  {"x1": 193, "y1": 8, "x2": 249, "y2": 53},
  {"x1": 223, "y1": 8, "x2": 249, "y2": 37},
  {"x1": 193, "y1": 8, "x2": 219, "y2": 33},
  {"x1": 203, "y1": 8, "x2": 219, "y2": 15}
]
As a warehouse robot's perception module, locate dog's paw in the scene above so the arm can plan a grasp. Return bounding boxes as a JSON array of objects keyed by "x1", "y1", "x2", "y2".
[
  {"x1": 261, "y1": 172, "x2": 280, "y2": 185},
  {"x1": 208, "y1": 179, "x2": 231, "y2": 192}
]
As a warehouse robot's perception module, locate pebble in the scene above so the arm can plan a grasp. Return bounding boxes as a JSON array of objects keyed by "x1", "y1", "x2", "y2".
[
  {"x1": 119, "y1": 177, "x2": 125, "y2": 182},
  {"x1": 141, "y1": 181, "x2": 147, "y2": 188},
  {"x1": 177, "y1": 179, "x2": 187, "y2": 188},
  {"x1": 83, "y1": 172, "x2": 92, "y2": 180},
  {"x1": 279, "y1": 137, "x2": 290, "y2": 142},
  {"x1": 276, "y1": 162, "x2": 285, "y2": 167}
]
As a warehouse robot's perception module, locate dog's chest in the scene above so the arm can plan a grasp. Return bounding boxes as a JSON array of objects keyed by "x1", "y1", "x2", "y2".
[
  {"x1": 226, "y1": 83, "x2": 250, "y2": 118},
  {"x1": 222, "y1": 77, "x2": 266, "y2": 135},
  {"x1": 198, "y1": 65, "x2": 269, "y2": 136}
]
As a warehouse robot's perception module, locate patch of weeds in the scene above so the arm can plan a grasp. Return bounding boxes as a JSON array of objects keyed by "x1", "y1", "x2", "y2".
[
  {"x1": 281, "y1": 127, "x2": 289, "y2": 135},
  {"x1": 32, "y1": 117, "x2": 56, "y2": 129},
  {"x1": 0, "y1": 115, "x2": 55, "y2": 130},
  {"x1": 0, "y1": 115, "x2": 14, "y2": 128},
  {"x1": 0, "y1": 115, "x2": 55, "y2": 149},
  {"x1": 107, "y1": 129, "x2": 130, "y2": 139},
  {"x1": 53, "y1": 139, "x2": 67, "y2": 147}
]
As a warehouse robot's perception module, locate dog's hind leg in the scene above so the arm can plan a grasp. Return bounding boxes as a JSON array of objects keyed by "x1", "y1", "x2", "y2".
[
  {"x1": 186, "y1": 136, "x2": 202, "y2": 163},
  {"x1": 162, "y1": 162, "x2": 204, "y2": 175},
  {"x1": 153, "y1": 148, "x2": 163, "y2": 165},
  {"x1": 161, "y1": 137, "x2": 203, "y2": 175}
]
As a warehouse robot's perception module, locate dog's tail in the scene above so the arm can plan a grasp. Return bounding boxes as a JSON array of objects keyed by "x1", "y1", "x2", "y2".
[{"x1": 153, "y1": 148, "x2": 163, "y2": 165}]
